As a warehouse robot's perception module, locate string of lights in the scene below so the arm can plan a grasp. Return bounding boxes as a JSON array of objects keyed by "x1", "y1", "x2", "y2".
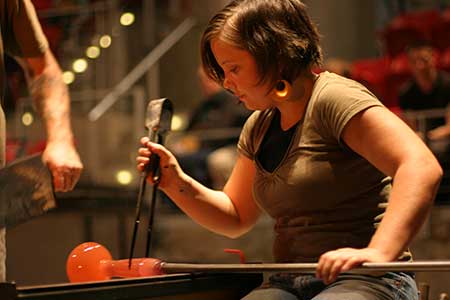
[{"x1": 62, "y1": 10, "x2": 136, "y2": 85}]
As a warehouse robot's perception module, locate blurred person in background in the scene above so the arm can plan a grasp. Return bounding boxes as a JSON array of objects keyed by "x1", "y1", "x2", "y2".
[
  {"x1": 0, "y1": 0, "x2": 83, "y2": 281},
  {"x1": 170, "y1": 66, "x2": 249, "y2": 189},
  {"x1": 399, "y1": 41, "x2": 450, "y2": 159}
]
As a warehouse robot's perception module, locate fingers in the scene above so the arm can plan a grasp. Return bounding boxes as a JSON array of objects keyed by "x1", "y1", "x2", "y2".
[
  {"x1": 317, "y1": 252, "x2": 338, "y2": 284},
  {"x1": 136, "y1": 139, "x2": 181, "y2": 187},
  {"x1": 316, "y1": 248, "x2": 364, "y2": 285},
  {"x1": 140, "y1": 136, "x2": 150, "y2": 145},
  {"x1": 341, "y1": 256, "x2": 360, "y2": 272},
  {"x1": 138, "y1": 147, "x2": 151, "y2": 156},
  {"x1": 136, "y1": 156, "x2": 149, "y2": 171},
  {"x1": 145, "y1": 141, "x2": 170, "y2": 156},
  {"x1": 42, "y1": 142, "x2": 84, "y2": 193},
  {"x1": 136, "y1": 144, "x2": 155, "y2": 172},
  {"x1": 51, "y1": 166, "x2": 82, "y2": 192},
  {"x1": 137, "y1": 141, "x2": 167, "y2": 157},
  {"x1": 136, "y1": 142, "x2": 170, "y2": 167},
  {"x1": 136, "y1": 142, "x2": 165, "y2": 176}
]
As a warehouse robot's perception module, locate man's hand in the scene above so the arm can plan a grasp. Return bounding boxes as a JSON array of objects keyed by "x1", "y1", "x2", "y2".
[
  {"x1": 428, "y1": 125, "x2": 450, "y2": 140},
  {"x1": 43, "y1": 141, "x2": 83, "y2": 192}
]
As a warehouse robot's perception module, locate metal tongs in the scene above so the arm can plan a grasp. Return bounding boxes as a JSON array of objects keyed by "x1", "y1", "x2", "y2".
[{"x1": 128, "y1": 98, "x2": 173, "y2": 268}]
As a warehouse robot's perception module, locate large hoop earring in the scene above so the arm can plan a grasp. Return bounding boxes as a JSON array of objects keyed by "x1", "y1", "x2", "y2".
[{"x1": 271, "y1": 80, "x2": 292, "y2": 102}]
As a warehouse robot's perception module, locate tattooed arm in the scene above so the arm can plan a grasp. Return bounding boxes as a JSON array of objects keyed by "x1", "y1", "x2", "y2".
[{"x1": 17, "y1": 49, "x2": 83, "y2": 192}]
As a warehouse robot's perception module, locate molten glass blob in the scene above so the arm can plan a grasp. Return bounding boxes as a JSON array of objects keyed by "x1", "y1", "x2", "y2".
[{"x1": 66, "y1": 242, "x2": 164, "y2": 283}]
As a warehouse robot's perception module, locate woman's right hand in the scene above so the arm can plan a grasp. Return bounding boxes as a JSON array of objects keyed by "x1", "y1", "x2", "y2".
[{"x1": 136, "y1": 137, "x2": 184, "y2": 190}]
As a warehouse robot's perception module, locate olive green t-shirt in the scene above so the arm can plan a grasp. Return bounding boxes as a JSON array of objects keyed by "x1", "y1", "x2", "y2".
[
  {"x1": 238, "y1": 71, "x2": 392, "y2": 263},
  {"x1": 0, "y1": 0, "x2": 48, "y2": 166}
]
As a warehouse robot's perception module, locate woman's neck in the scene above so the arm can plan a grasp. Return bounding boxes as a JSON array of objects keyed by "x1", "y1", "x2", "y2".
[{"x1": 277, "y1": 71, "x2": 318, "y2": 130}]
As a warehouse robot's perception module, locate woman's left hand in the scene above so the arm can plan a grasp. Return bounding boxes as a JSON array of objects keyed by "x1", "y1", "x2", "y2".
[{"x1": 316, "y1": 247, "x2": 391, "y2": 284}]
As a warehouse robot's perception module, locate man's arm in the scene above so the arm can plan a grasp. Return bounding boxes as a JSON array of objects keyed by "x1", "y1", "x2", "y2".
[
  {"x1": 17, "y1": 49, "x2": 83, "y2": 192},
  {"x1": 428, "y1": 105, "x2": 450, "y2": 140}
]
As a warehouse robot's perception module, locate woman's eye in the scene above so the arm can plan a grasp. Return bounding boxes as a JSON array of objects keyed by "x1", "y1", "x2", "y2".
[{"x1": 230, "y1": 66, "x2": 239, "y2": 74}]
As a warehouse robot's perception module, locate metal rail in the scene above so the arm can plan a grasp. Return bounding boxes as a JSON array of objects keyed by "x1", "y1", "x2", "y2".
[
  {"x1": 402, "y1": 108, "x2": 449, "y2": 135},
  {"x1": 162, "y1": 261, "x2": 450, "y2": 274},
  {"x1": 88, "y1": 17, "x2": 197, "y2": 121},
  {"x1": 402, "y1": 108, "x2": 448, "y2": 120}
]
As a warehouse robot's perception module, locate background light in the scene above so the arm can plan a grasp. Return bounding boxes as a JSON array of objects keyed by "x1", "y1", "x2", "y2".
[
  {"x1": 72, "y1": 58, "x2": 88, "y2": 73},
  {"x1": 116, "y1": 170, "x2": 133, "y2": 185},
  {"x1": 22, "y1": 112, "x2": 34, "y2": 126},
  {"x1": 99, "y1": 35, "x2": 112, "y2": 48},
  {"x1": 120, "y1": 12, "x2": 135, "y2": 26},
  {"x1": 86, "y1": 46, "x2": 101, "y2": 59},
  {"x1": 62, "y1": 71, "x2": 75, "y2": 84},
  {"x1": 171, "y1": 114, "x2": 185, "y2": 131}
]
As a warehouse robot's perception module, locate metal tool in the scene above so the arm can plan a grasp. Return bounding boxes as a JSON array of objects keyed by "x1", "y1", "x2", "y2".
[
  {"x1": 0, "y1": 153, "x2": 55, "y2": 228},
  {"x1": 128, "y1": 98, "x2": 173, "y2": 268},
  {"x1": 159, "y1": 260, "x2": 450, "y2": 274}
]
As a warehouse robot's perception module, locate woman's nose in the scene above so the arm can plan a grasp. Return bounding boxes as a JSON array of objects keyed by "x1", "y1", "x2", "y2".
[{"x1": 223, "y1": 77, "x2": 236, "y2": 93}]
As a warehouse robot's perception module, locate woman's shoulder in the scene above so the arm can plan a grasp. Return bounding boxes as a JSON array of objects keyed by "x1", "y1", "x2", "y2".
[
  {"x1": 311, "y1": 71, "x2": 380, "y2": 108},
  {"x1": 315, "y1": 71, "x2": 373, "y2": 96}
]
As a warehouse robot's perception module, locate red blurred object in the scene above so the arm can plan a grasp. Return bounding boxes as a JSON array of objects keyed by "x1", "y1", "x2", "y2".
[
  {"x1": 224, "y1": 248, "x2": 246, "y2": 264},
  {"x1": 389, "y1": 53, "x2": 410, "y2": 74},
  {"x1": 41, "y1": 24, "x2": 63, "y2": 54},
  {"x1": 388, "y1": 106, "x2": 403, "y2": 117},
  {"x1": 350, "y1": 57, "x2": 389, "y2": 103},
  {"x1": 66, "y1": 242, "x2": 164, "y2": 283},
  {"x1": 31, "y1": 0, "x2": 53, "y2": 10},
  {"x1": 439, "y1": 47, "x2": 450, "y2": 72},
  {"x1": 384, "y1": 53, "x2": 412, "y2": 107},
  {"x1": 379, "y1": 10, "x2": 441, "y2": 58},
  {"x1": 25, "y1": 139, "x2": 46, "y2": 155},
  {"x1": 5, "y1": 138, "x2": 47, "y2": 163},
  {"x1": 5, "y1": 139, "x2": 23, "y2": 163},
  {"x1": 405, "y1": 10, "x2": 441, "y2": 40},
  {"x1": 431, "y1": 16, "x2": 450, "y2": 51},
  {"x1": 444, "y1": 7, "x2": 450, "y2": 19},
  {"x1": 380, "y1": 17, "x2": 426, "y2": 57}
]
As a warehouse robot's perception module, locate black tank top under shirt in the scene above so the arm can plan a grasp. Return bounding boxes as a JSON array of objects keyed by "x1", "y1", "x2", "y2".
[{"x1": 257, "y1": 110, "x2": 299, "y2": 172}]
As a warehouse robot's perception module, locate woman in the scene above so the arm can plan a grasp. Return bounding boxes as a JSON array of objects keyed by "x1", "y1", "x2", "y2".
[{"x1": 137, "y1": 1, "x2": 442, "y2": 299}]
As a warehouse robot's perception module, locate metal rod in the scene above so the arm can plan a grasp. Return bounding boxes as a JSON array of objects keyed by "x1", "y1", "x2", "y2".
[
  {"x1": 128, "y1": 130, "x2": 159, "y2": 268},
  {"x1": 161, "y1": 261, "x2": 450, "y2": 274},
  {"x1": 145, "y1": 182, "x2": 159, "y2": 258},
  {"x1": 144, "y1": 133, "x2": 164, "y2": 258},
  {"x1": 128, "y1": 174, "x2": 147, "y2": 268},
  {"x1": 88, "y1": 17, "x2": 196, "y2": 121}
]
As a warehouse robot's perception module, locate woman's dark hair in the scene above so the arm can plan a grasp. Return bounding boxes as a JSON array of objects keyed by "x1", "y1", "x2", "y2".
[{"x1": 201, "y1": 0, "x2": 323, "y2": 88}]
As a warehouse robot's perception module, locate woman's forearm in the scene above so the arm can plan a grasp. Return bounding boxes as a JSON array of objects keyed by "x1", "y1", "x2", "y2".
[{"x1": 162, "y1": 173, "x2": 252, "y2": 238}]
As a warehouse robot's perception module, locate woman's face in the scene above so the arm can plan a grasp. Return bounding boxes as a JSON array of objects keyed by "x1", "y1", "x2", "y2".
[{"x1": 211, "y1": 38, "x2": 274, "y2": 110}]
